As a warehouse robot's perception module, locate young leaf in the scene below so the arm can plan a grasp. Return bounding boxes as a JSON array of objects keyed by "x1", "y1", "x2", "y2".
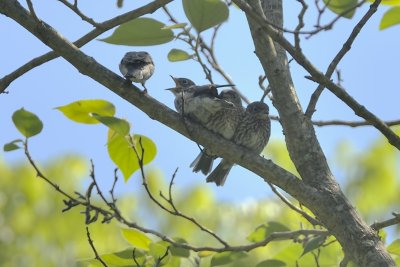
[
  {"x1": 387, "y1": 239, "x2": 400, "y2": 256},
  {"x1": 323, "y1": 0, "x2": 357, "y2": 19},
  {"x1": 301, "y1": 235, "x2": 326, "y2": 257},
  {"x1": 256, "y1": 259, "x2": 287, "y2": 267},
  {"x1": 121, "y1": 229, "x2": 152, "y2": 251},
  {"x1": 380, "y1": 7, "x2": 400, "y2": 30},
  {"x1": 247, "y1": 221, "x2": 290, "y2": 243},
  {"x1": 91, "y1": 114, "x2": 130, "y2": 136},
  {"x1": 168, "y1": 49, "x2": 192, "y2": 62},
  {"x1": 3, "y1": 139, "x2": 23, "y2": 152},
  {"x1": 100, "y1": 18, "x2": 174, "y2": 46},
  {"x1": 210, "y1": 251, "x2": 248, "y2": 266},
  {"x1": 12, "y1": 108, "x2": 43, "y2": 138},
  {"x1": 107, "y1": 130, "x2": 157, "y2": 181},
  {"x1": 56, "y1": 99, "x2": 115, "y2": 124},
  {"x1": 182, "y1": 0, "x2": 229, "y2": 33}
]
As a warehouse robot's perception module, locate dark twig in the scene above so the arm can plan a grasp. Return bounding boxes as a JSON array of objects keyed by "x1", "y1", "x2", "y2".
[
  {"x1": 267, "y1": 182, "x2": 321, "y2": 226},
  {"x1": 294, "y1": 0, "x2": 308, "y2": 51},
  {"x1": 371, "y1": 212, "x2": 400, "y2": 230},
  {"x1": 86, "y1": 226, "x2": 109, "y2": 267},
  {"x1": 57, "y1": 0, "x2": 100, "y2": 27},
  {"x1": 312, "y1": 119, "x2": 400, "y2": 127},
  {"x1": 305, "y1": 0, "x2": 380, "y2": 118},
  {"x1": 0, "y1": 0, "x2": 173, "y2": 93}
]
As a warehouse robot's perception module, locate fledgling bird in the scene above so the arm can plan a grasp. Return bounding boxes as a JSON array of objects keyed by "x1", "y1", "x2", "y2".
[
  {"x1": 206, "y1": 101, "x2": 271, "y2": 186},
  {"x1": 166, "y1": 76, "x2": 234, "y2": 125},
  {"x1": 119, "y1": 51, "x2": 154, "y2": 92},
  {"x1": 190, "y1": 89, "x2": 243, "y2": 175}
]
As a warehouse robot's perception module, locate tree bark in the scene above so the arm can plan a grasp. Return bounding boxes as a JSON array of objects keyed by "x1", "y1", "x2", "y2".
[{"x1": 243, "y1": 0, "x2": 395, "y2": 266}]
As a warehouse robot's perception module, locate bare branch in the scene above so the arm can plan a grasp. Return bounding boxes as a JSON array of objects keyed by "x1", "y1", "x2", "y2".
[
  {"x1": 267, "y1": 182, "x2": 321, "y2": 226},
  {"x1": 25, "y1": 0, "x2": 39, "y2": 21},
  {"x1": 57, "y1": 0, "x2": 100, "y2": 27},
  {"x1": 86, "y1": 226, "x2": 109, "y2": 267},
  {"x1": 305, "y1": 0, "x2": 379, "y2": 118},
  {"x1": 371, "y1": 212, "x2": 400, "y2": 231}
]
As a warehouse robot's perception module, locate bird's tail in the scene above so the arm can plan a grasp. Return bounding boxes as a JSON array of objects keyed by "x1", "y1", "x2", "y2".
[
  {"x1": 206, "y1": 159, "x2": 233, "y2": 186},
  {"x1": 190, "y1": 151, "x2": 214, "y2": 175}
]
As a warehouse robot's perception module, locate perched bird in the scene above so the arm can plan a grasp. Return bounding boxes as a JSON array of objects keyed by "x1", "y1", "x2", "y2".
[
  {"x1": 166, "y1": 76, "x2": 234, "y2": 125},
  {"x1": 206, "y1": 101, "x2": 271, "y2": 186},
  {"x1": 190, "y1": 89, "x2": 243, "y2": 175},
  {"x1": 119, "y1": 51, "x2": 154, "y2": 92}
]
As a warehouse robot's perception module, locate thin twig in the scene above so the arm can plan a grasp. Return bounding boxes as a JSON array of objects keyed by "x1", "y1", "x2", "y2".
[
  {"x1": 86, "y1": 226, "x2": 109, "y2": 267},
  {"x1": 371, "y1": 212, "x2": 400, "y2": 230},
  {"x1": 57, "y1": 0, "x2": 100, "y2": 27},
  {"x1": 268, "y1": 182, "x2": 321, "y2": 226},
  {"x1": 294, "y1": 0, "x2": 308, "y2": 51}
]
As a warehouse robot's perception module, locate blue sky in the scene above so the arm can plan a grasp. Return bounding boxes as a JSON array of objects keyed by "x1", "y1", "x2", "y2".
[{"x1": 1, "y1": 1, "x2": 399, "y2": 201}]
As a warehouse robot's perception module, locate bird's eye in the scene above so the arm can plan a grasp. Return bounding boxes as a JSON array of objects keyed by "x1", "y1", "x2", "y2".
[{"x1": 182, "y1": 79, "x2": 189, "y2": 85}]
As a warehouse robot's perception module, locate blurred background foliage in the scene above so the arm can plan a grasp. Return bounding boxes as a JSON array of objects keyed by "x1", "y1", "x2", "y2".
[{"x1": 0, "y1": 134, "x2": 399, "y2": 267}]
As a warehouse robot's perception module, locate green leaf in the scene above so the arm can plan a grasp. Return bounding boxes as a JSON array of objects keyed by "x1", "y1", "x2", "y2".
[
  {"x1": 12, "y1": 108, "x2": 43, "y2": 138},
  {"x1": 167, "y1": 49, "x2": 192, "y2": 62},
  {"x1": 162, "y1": 23, "x2": 188, "y2": 30},
  {"x1": 301, "y1": 235, "x2": 326, "y2": 257},
  {"x1": 182, "y1": 0, "x2": 229, "y2": 33},
  {"x1": 107, "y1": 130, "x2": 157, "y2": 181},
  {"x1": 100, "y1": 17, "x2": 174, "y2": 46},
  {"x1": 373, "y1": 0, "x2": 400, "y2": 5},
  {"x1": 380, "y1": 7, "x2": 400, "y2": 30},
  {"x1": 256, "y1": 259, "x2": 287, "y2": 267},
  {"x1": 3, "y1": 139, "x2": 23, "y2": 152},
  {"x1": 79, "y1": 248, "x2": 145, "y2": 266},
  {"x1": 91, "y1": 114, "x2": 130, "y2": 136},
  {"x1": 56, "y1": 99, "x2": 115, "y2": 124},
  {"x1": 210, "y1": 251, "x2": 248, "y2": 266},
  {"x1": 388, "y1": 239, "x2": 400, "y2": 256},
  {"x1": 323, "y1": 0, "x2": 357, "y2": 19},
  {"x1": 121, "y1": 229, "x2": 152, "y2": 251},
  {"x1": 247, "y1": 221, "x2": 290, "y2": 243},
  {"x1": 169, "y1": 238, "x2": 190, "y2": 258},
  {"x1": 198, "y1": 251, "x2": 214, "y2": 258}
]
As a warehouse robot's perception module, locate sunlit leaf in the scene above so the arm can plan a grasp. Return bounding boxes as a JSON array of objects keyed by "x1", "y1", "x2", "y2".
[
  {"x1": 167, "y1": 49, "x2": 192, "y2": 62},
  {"x1": 380, "y1": 7, "x2": 400, "y2": 30},
  {"x1": 121, "y1": 229, "x2": 152, "y2": 251},
  {"x1": 371, "y1": 0, "x2": 400, "y2": 5},
  {"x1": 210, "y1": 251, "x2": 248, "y2": 266},
  {"x1": 182, "y1": 0, "x2": 229, "y2": 33},
  {"x1": 162, "y1": 23, "x2": 188, "y2": 29},
  {"x1": 247, "y1": 221, "x2": 290, "y2": 243},
  {"x1": 100, "y1": 18, "x2": 174, "y2": 46},
  {"x1": 107, "y1": 130, "x2": 157, "y2": 181},
  {"x1": 198, "y1": 251, "x2": 214, "y2": 257},
  {"x1": 56, "y1": 99, "x2": 115, "y2": 124},
  {"x1": 3, "y1": 139, "x2": 23, "y2": 152},
  {"x1": 12, "y1": 108, "x2": 43, "y2": 138},
  {"x1": 388, "y1": 239, "x2": 400, "y2": 256},
  {"x1": 91, "y1": 114, "x2": 130, "y2": 136},
  {"x1": 79, "y1": 248, "x2": 145, "y2": 266},
  {"x1": 301, "y1": 235, "x2": 326, "y2": 256},
  {"x1": 256, "y1": 259, "x2": 287, "y2": 267},
  {"x1": 323, "y1": 0, "x2": 358, "y2": 19}
]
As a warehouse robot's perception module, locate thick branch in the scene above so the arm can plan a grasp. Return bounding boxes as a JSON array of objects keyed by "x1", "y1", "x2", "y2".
[{"x1": 239, "y1": 0, "x2": 395, "y2": 266}]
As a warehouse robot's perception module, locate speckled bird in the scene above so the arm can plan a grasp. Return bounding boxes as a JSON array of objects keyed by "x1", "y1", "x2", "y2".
[{"x1": 206, "y1": 101, "x2": 271, "y2": 186}]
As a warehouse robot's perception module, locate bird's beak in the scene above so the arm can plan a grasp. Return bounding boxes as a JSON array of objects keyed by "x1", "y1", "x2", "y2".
[
  {"x1": 215, "y1": 84, "x2": 235, "y2": 89},
  {"x1": 169, "y1": 75, "x2": 179, "y2": 86}
]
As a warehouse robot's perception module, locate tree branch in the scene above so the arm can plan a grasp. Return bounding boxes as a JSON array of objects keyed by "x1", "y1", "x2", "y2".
[
  {"x1": 305, "y1": 0, "x2": 380, "y2": 117},
  {"x1": 0, "y1": 0, "x2": 173, "y2": 93},
  {"x1": 233, "y1": 0, "x2": 400, "y2": 151}
]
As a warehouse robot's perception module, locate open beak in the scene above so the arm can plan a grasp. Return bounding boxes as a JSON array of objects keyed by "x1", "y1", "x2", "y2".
[{"x1": 169, "y1": 75, "x2": 179, "y2": 86}]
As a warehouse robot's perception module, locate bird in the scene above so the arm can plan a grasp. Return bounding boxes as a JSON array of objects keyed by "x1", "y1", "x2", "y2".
[
  {"x1": 166, "y1": 76, "x2": 234, "y2": 125},
  {"x1": 119, "y1": 51, "x2": 154, "y2": 92},
  {"x1": 190, "y1": 89, "x2": 243, "y2": 175},
  {"x1": 206, "y1": 101, "x2": 271, "y2": 186}
]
